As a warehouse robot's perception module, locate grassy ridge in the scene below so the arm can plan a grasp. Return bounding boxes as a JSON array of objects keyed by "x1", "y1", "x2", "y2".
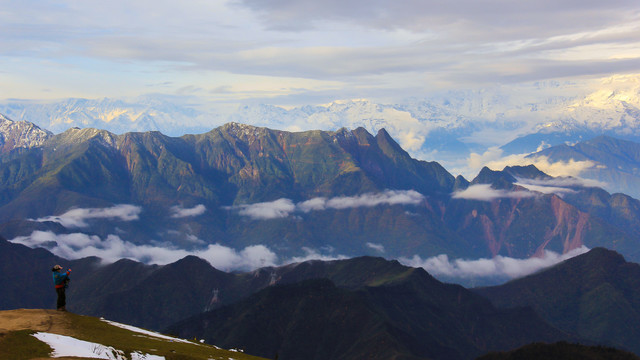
[{"x1": 0, "y1": 310, "x2": 267, "y2": 360}]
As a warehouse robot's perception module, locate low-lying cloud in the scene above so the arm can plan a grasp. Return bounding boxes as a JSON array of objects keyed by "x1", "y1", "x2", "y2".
[
  {"x1": 170, "y1": 204, "x2": 207, "y2": 218},
  {"x1": 10, "y1": 230, "x2": 351, "y2": 271},
  {"x1": 11, "y1": 228, "x2": 590, "y2": 280},
  {"x1": 10, "y1": 231, "x2": 277, "y2": 271},
  {"x1": 400, "y1": 246, "x2": 589, "y2": 279},
  {"x1": 516, "y1": 176, "x2": 605, "y2": 189},
  {"x1": 236, "y1": 199, "x2": 296, "y2": 220},
  {"x1": 513, "y1": 176, "x2": 607, "y2": 197},
  {"x1": 466, "y1": 147, "x2": 598, "y2": 179},
  {"x1": 366, "y1": 242, "x2": 386, "y2": 253},
  {"x1": 452, "y1": 184, "x2": 535, "y2": 201},
  {"x1": 285, "y1": 247, "x2": 349, "y2": 263},
  {"x1": 230, "y1": 190, "x2": 425, "y2": 220},
  {"x1": 34, "y1": 204, "x2": 142, "y2": 228}
]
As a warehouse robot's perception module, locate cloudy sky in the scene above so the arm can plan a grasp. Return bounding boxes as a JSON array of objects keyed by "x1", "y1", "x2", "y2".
[{"x1": 1, "y1": 0, "x2": 639, "y2": 106}]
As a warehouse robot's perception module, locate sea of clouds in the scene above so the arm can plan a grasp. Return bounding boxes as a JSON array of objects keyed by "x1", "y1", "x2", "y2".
[{"x1": 11, "y1": 193, "x2": 593, "y2": 282}]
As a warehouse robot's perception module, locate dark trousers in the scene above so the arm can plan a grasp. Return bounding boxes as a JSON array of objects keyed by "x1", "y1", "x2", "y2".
[{"x1": 56, "y1": 287, "x2": 66, "y2": 309}]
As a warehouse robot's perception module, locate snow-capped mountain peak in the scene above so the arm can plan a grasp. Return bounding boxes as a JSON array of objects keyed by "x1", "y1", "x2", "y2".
[{"x1": 0, "y1": 113, "x2": 52, "y2": 152}]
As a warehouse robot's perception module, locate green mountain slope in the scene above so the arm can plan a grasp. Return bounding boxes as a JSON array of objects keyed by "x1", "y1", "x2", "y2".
[
  {"x1": 477, "y1": 341, "x2": 640, "y2": 360},
  {"x1": 475, "y1": 248, "x2": 640, "y2": 354},
  {"x1": 166, "y1": 272, "x2": 570, "y2": 360}
]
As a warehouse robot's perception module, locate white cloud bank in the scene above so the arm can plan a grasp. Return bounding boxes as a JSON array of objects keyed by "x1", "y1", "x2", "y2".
[
  {"x1": 10, "y1": 230, "x2": 353, "y2": 272},
  {"x1": 400, "y1": 246, "x2": 590, "y2": 280},
  {"x1": 11, "y1": 228, "x2": 590, "y2": 280},
  {"x1": 231, "y1": 190, "x2": 425, "y2": 220},
  {"x1": 33, "y1": 204, "x2": 142, "y2": 228},
  {"x1": 10, "y1": 231, "x2": 277, "y2": 271}
]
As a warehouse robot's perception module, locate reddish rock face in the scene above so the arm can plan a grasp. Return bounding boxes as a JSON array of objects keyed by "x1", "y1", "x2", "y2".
[{"x1": 452, "y1": 193, "x2": 593, "y2": 259}]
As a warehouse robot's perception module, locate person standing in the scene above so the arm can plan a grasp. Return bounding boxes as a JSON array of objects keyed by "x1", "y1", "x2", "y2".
[{"x1": 52, "y1": 265, "x2": 71, "y2": 311}]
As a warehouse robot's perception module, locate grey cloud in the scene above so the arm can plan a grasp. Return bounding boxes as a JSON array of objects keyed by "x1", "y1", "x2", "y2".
[
  {"x1": 448, "y1": 58, "x2": 640, "y2": 87},
  {"x1": 237, "y1": 0, "x2": 638, "y2": 37},
  {"x1": 3, "y1": 0, "x2": 640, "y2": 108}
]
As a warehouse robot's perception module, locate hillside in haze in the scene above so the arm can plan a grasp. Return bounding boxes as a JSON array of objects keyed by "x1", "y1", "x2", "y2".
[{"x1": 526, "y1": 135, "x2": 640, "y2": 199}]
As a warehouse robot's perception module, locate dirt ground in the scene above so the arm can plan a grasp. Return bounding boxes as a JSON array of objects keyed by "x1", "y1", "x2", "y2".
[
  {"x1": 0, "y1": 309, "x2": 91, "y2": 360},
  {"x1": 0, "y1": 309, "x2": 73, "y2": 335}
]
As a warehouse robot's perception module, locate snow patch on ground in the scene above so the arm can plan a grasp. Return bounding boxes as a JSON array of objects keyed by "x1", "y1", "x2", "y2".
[
  {"x1": 31, "y1": 332, "x2": 164, "y2": 359},
  {"x1": 101, "y1": 319, "x2": 193, "y2": 344}
]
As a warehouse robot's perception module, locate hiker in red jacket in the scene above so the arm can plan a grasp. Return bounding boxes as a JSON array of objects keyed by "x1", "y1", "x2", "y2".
[{"x1": 52, "y1": 265, "x2": 71, "y2": 311}]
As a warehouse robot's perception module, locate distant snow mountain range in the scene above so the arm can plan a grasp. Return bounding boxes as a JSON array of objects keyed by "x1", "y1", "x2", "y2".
[
  {"x1": 2, "y1": 74, "x2": 640, "y2": 188},
  {"x1": 0, "y1": 96, "x2": 216, "y2": 136}
]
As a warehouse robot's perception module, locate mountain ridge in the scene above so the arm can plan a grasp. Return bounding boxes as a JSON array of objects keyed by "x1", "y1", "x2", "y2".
[
  {"x1": 3, "y1": 233, "x2": 640, "y2": 359},
  {"x1": 475, "y1": 247, "x2": 640, "y2": 354},
  {"x1": 2, "y1": 121, "x2": 640, "y2": 268},
  {"x1": 527, "y1": 135, "x2": 640, "y2": 199}
]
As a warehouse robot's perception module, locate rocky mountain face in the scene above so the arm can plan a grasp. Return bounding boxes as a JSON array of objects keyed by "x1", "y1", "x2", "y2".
[
  {"x1": 447, "y1": 165, "x2": 640, "y2": 260},
  {"x1": 0, "y1": 122, "x2": 465, "y2": 261},
  {"x1": 1, "y1": 122, "x2": 639, "y2": 265},
  {"x1": 475, "y1": 247, "x2": 640, "y2": 355}
]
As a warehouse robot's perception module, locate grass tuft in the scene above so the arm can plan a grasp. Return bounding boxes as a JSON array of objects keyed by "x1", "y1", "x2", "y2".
[{"x1": 0, "y1": 330, "x2": 52, "y2": 360}]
